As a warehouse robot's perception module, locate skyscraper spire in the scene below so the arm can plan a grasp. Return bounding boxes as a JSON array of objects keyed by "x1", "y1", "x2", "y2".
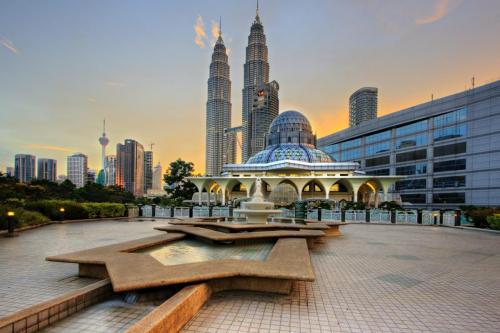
[
  {"x1": 255, "y1": 0, "x2": 261, "y2": 23},
  {"x1": 219, "y1": 16, "x2": 222, "y2": 36}
]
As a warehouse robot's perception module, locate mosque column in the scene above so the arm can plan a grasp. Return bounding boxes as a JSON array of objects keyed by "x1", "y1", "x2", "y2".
[
  {"x1": 190, "y1": 178, "x2": 207, "y2": 206},
  {"x1": 348, "y1": 179, "x2": 366, "y2": 203},
  {"x1": 317, "y1": 178, "x2": 339, "y2": 200},
  {"x1": 290, "y1": 178, "x2": 312, "y2": 202}
]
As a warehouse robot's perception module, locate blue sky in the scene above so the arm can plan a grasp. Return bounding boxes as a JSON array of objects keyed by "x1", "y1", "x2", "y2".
[{"x1": 1, "y1": 0, "x2": 499, "y2": 173}]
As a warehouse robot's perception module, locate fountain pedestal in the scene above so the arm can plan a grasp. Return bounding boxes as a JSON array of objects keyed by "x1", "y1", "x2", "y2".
[{"x1": 233, "y1": 178, "x2": 282, "y2": 224}]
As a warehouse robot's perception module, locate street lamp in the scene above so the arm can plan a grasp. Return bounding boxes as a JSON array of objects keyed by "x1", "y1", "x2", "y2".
[
  {"x1": 5, "y1": 211, "x2": 18, "y2": 237},
  {"x1": 59, "y1": 208, "x2": 65, "y2": 221}
]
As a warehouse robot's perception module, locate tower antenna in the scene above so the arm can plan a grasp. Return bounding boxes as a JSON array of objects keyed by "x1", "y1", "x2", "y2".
[
  {"x1": 219, "y1": 16, "x2": 222, "y2": 36},
  {"x1": 149, "y1": 142, "x2": 155, "y2": 151},
  {"x1": 103, "y1": 119, "x2": 106, "y2": 134},
  {"x1": 256, "y1": 0, "x2": 259, "y2": 16}
]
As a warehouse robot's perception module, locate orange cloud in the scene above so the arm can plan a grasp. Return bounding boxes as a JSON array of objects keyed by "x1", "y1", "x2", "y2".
[
  {"x1": 416, "y1": 0, "x2": 459, "y2": 25},
  {"x1": 194, "y1": 15, "x2": 206, "y2": 48},
  {"x1": 0, "y1": 36, "x2": 19, "y2": 54}
]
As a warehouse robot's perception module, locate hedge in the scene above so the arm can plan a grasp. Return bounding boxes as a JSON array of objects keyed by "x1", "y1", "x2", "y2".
[
  {"x1": 24, "y1": 200, "x2": 126, "y2": 220},
  {"x1": 0, "y1": 206, "x2": 50, "y2": 229},
  {"x1": 82, "y1": 202, "x2": 126, "y2": 218}
]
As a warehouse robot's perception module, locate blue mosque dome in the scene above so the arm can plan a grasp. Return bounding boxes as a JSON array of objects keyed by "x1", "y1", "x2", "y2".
[{"x1": 247, "y1": 110, "x2": 333, "y2": 164}]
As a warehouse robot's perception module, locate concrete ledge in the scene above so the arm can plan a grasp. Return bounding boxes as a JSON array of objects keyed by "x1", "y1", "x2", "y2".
[
  {"x1": 125, "y1": 284, "x2": 212, "y2": 333},
  {"x1": 0, "y1": 279, "x2": 112, "y2": 333},
  {"x1": 208, "y1": 277, "x2": 293, "y2": 295}
]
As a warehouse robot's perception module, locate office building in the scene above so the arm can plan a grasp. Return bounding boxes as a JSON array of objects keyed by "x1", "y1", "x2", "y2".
[
  {"x1": 5, "y1": 167, "x2": 14, "y2": 177},
  {"x1": 105, "y1": 155, "x2": 116, "y2": 186},
  {"x1": 205, "y1": 24, "x2": 233, "y2": 176},
  {"x1": 144, "y1": 151, "x2": 153, "y2": 191},
  {"x1": 14, "y1": 154, "x2": 36, "y2": 183},
  {"x1": 116, "y1": 139, "x2": 145, "y2": 197},
  {"x1": 87, "y1": 169, "x2": 96, "y2": 183},
  {"x1": 242, "y1": 4, "x2": 279, "y2": 162},
  {"x1": 67, "y1": 153, "x2": 88, "y2": 188},
  {"x1": 249, "y1": 81, "x2": 279, "y2": 155},
  {"x1": 37, "y1": 158, "x2": 57, "y2": 182},
  {"x1": 349, "y1": 87, "x2": 378, "y2": 127},
  {"x1": 319, "y1": 80, "x2": 500, "y2": 208}
]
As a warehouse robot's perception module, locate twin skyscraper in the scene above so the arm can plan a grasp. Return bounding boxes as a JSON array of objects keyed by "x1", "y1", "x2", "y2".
[{"x1": 205, "y1": 3, "x2": 279, "y2": 176}]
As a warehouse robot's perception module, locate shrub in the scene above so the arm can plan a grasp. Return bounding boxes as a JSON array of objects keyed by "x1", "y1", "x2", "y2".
[
  {"x1": 487, "y1": 214, "x2": 500, "y2": 230},
  {"x1": 25, "y1": 200, "x2": 89, "y2": 220},
  {"x1": 462, "y1": 207, "x2": 499, "y2": 228},
  {"x1": 0, "y1": 206, "x2": 49, "y2": 229},
  {"x1": 82, "y1": 203, "x2": 125, "y2": 218}
]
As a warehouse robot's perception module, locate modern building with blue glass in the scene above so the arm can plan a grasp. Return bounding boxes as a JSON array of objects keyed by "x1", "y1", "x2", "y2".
[{"x1": 318, "y1": 80, "x2": 500, "y2": 208}]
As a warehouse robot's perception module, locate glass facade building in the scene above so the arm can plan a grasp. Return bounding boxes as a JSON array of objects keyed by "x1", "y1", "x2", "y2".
[{"x1": 318, "y1": 80, "x2": 500, "y2": 208}]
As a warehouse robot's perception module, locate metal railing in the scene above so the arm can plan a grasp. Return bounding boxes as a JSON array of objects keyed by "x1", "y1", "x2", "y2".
[{"x1": 370, "y1": 210, "x2": 391, "y2": 223}]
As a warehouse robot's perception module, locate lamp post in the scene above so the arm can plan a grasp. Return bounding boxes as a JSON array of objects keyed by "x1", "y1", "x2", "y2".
[
  {"x1": 59, "y1": 208, "x2": 65, "y2": 222},
  {"x1": 5, "y1": 211, "x2": 18, "y2": 237}
]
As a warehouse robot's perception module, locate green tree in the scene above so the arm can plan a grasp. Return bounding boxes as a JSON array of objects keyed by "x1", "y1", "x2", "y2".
[{"x1": 163, "y1": 159, "x2": 197, "y2": 205}]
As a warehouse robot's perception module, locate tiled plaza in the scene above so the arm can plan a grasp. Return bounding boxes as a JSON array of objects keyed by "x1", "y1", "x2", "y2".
[{"x1": 1, "y1": 220, "x2": 499, "y2": 332}]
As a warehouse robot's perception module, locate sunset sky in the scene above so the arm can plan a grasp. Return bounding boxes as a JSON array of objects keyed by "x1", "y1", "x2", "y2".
[{"x1": 1, "y1": 0, "x2": 500, "y2": 174}]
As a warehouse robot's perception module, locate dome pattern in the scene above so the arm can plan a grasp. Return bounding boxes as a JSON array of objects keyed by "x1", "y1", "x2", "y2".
[
  {"x1": 269, "y1": 110, "x2": 312, "y2": 134},
  {"x1": 247, "y1": 144, "x2": 333, "y2": 164}
]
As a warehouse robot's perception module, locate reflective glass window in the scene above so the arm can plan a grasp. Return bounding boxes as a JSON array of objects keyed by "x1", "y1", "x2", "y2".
[
  {"x1": 433, "y1": 124, "x2": 466, "y2": 142},
  {"x1": 340, "y1": 149, "x2": 361, "y2": 161},
  {"x1": 395, "y1": 179, "x2": 427, "y2": 191},
  {"x1": 401, "y1": 194, "x2": 426, "y2": 203},
  {"x1": 340, "y1": 138, "x2": 361, "y2": 150},
  {"x1": 365, "y1": 131, "x2": 391, "y2": 144},
  {"x1": 365, "y1": 142, "x2": 390, "y2": 156},
  {"x1": 433, "y1": 176, "x2": 466, "y2": 188},
  {"x1": 366, "y1": 169, "x2": 390, "y2": 176},
  {"x1": 396, "y1": 163, "x2": 427, "y2": 175},
  {"x1": 433, "y1": 108, "x2": 467, "y2": 127},
  {"x1": 433, "y1": 159, "x2": 466, "y2": 173},
  {"x1": 396, "y1": 133, "x2": 427, "y2": 150},
  {"x1": 433, "y1": 192, "x2": 465, "y2": 203},
  {"x1": 396, "y1": 149, "x2": 427, "y2": 163},
  {"x1": 434, "y1": 142, "x2": 466, "y2": 156},
  {"x1": 395, "y1": 120, "x2": 427, "y2": 136}
]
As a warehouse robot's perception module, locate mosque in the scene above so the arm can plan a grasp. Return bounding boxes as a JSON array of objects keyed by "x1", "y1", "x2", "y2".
[{"x1": 190, "y1": 110, "x2": 402, "y2": 207}]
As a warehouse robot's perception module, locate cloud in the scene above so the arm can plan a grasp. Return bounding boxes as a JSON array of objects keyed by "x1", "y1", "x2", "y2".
[
  {"x1": 211, "y1": 20, "x2": 219, "y2": 39},
  {"x1": 416, "y1": 0, "x2": 458, "y2": 25},
  {"x1": 26, "y1": 144, "x2": 73, "y2": 153},
  {"x1": 194, "y1": 15, "x2": 206, "y2": 48},
  {"x1": 0, "y1": 36, "x2": 19, "y2": 54}
]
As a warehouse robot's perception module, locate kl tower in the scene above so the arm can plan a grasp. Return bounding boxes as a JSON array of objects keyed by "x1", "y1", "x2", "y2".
[{"x1": 98, "y1": 119, "x2": 109, "y2": 181}]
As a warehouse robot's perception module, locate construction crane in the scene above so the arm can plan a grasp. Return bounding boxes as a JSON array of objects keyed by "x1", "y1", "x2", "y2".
[{"x1": 149, "y1": 142, "x2": 155, "y2": 151}]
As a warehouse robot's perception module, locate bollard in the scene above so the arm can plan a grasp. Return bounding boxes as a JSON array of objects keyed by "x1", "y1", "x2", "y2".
[
  {"x1": 439, "y1": 210, "x2": 444, "y2": 225},
  {"x1": 170, "y1": 207, "x2": 175, "y2": 218},
  {"x1": 137, "y1": 205, "x2": 143, "y2": 217},
  {"x1": 455, "y1": 210, "x2": 461, "y2": 226},
  {"x1": 390, "y1": 210, "x2": 396, "y2": 224},
  {"x1": 151, "y1": 204, "x2": 156, "y2": 218},
  {"x1": 318, "y1": 208, "x2": 322, "y2": 222},
  {"x1": 417, "y1": 209, "x2": 422, "y2": 224},
  {"x1": 229, "y1": 205, "x2": 233, "y2": 217},
  {"x1": 209, "y1": 206, "x2": 213, "y2": 217},
  {"x1": 365, "y1": 209, "x2": 370, "y2": 223},
  {"x1": 5, "y1": 211, "x2": 18, "y2": 237},
  {"x1": 189, "y1": 206, "x2": 193, "y2": 218},
  {"x1": 341, "y1": 209, "x2": 346, "y2": 223}
]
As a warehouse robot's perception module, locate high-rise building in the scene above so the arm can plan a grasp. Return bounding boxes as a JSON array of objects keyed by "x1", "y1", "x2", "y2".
[
  {"x1": 67, "y1": 153, "x2": 88, "y2": 188},
  {"x1": 98, "y1": 119, "x2": 109, "y2": 178},
  {"x1": 205, "y1": 23, "x2": 233, "y2": 176},
  {"x1": 152, "y1": 163, "x2": 163, "y2": 191},
  {"x1": 5, "y1": 166, "x2": 14, "y2": 177},
  {"x1": 116, "y1": 139, "x2": 144, "y2": 197},
  {"x1": 249, "y1": 81, "x2": 279, "y2": 154},
  {"x1": 144, "y1": 151, "x2": 153, "y2": 191},
  {"x1": 14, "y1": 154, "x2": 36, "y2": 183},
  {"x1": 87, "y1": 169, "x2": 97, "y2": 183},
  {"x1": 349, "y1": 87, "x2": 378, "y2": 127},
  {"x1": 242, "y1": 4, "x2": 278, "y2": 162},
  {"x1": 37, "y1": 158, "x2": 57, "y2": 182},
  {"x1": 105, "y1": 155, "x2": 116, "y2": 186}
]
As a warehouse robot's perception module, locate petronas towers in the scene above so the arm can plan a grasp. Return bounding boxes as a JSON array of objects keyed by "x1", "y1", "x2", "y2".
[
  {"x1": 205, "y1": 3, "x2": 279, "y2": 175},
  {"x1": 205, "y1": 28, "x2": 233, "y2": 176}
]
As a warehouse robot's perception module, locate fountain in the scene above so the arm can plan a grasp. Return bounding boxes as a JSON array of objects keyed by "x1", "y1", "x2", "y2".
[{"x1": 234, "y1": 178, "x2": 283, "y2": 224}]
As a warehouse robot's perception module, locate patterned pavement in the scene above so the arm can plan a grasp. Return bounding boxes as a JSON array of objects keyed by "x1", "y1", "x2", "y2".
[
  {"x1": 182, "y1": 225, "x2": 500, "y2": 333},
  {"x1": 1, "y1": 220, "x2": 499, "y2": 332}
]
